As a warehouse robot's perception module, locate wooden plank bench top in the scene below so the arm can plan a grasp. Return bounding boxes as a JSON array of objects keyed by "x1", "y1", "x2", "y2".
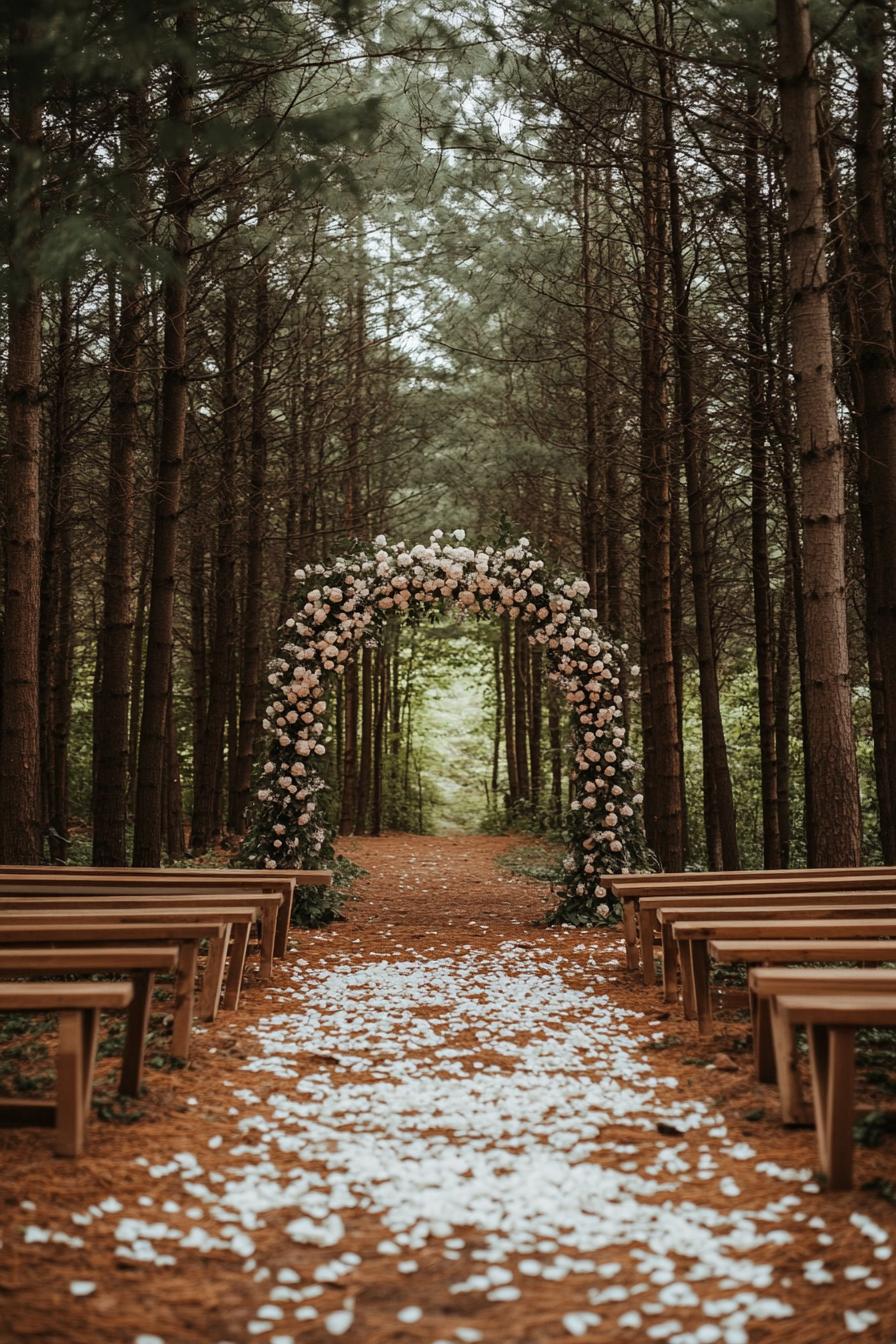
[
  {"x1": 772, "y1": 992, "x2": 896, "y2": 1189},
  {"x1": 0, "y1": 946, "x2": 178, "y2": 972},
  {"x1": 605, "y1": 866, "x2": 896, "y2": 889},
  {"x1": 0, "y1": 919, "x2": 227, "y2": 942},
  {"x1": 623, "y1": 873, "x2": 896, "y2": 900},
  {"x1": 674, "y1": 917, "x2": 896, "y2": 940},
  {"x1": 0, "y1": 906, "x2": 256, "y2": 925},
  {"x1": 660, "y1": 903, "x2": 896, "y2": 924},
  {"x1": 0, "y1": 983, "x2": 133, "y2": 1011},
  {"x1": 640, "y1": 889, "x2": 896, "y2": 911},
  {"x1": 709, "y1": 938, "x2": 896, "y2": 962},
  {"x1": 776, "y1": 993, "x2": 896, "y2": 1027},
  {"x1": 0, "y1": 865, "x2": 333, "y2": 884},
  {"x1": 0, "y1": 980, "x2": 134, "y2": 1156}
]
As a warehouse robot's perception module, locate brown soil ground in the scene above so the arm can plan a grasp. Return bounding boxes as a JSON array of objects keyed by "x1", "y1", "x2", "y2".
[{"x1": 0, "y1": 833, "x2": 894, "y2": 1344}]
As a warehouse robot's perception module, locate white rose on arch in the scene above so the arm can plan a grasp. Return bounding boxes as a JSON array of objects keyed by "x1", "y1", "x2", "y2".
[{"x1": 241, "y1": 533, "x2": 646, "y2": 924}]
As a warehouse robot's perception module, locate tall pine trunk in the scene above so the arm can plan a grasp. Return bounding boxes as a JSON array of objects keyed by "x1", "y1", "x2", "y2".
[
  {"x1": 745, "y1": 83, "x2": 781, "y2": 868},
  {"x1": 854, "y1": 1, "x2": 896, "y2": 862},
  {"x1": 638, "y1": 79, "x2": 683, "y2": 870},
  {"x1": 93, "y1": 93, "x2": 143, "y2": 865},
  {"x1": 231, "y1": 253, "x2": 270, "y2": 833},
  {"x1": 192, "y1": 264, "x2": 239, "y2": 850},
  {"x1": 657, "y1": 7, "x2": 738, "y2": 867},
  {"x1": 132, "y1": 6, "x2": 196, "y2": 865},
  {"x1": 0, "y1": 17, "x2": 44, "y2": 863},
  {"x1": 775, "y1": 0, "x2": 861, "y2": 865}
]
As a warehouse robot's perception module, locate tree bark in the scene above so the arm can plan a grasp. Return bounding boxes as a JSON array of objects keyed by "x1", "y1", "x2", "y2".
[
  {"x1": 41, "y1": 279, "x2": 75, "y2": 862},
  {"x1": 775, "y1": 0, "x2": 861, "y2": 865},
  {"x1": 192, "y1": 258, "x2": 239, "y2": 851},
  {"x1": 745, "y1": 82, "x2": 781, "y2": 868},
  {"x1": 501, "y1": 614, "x2": 519, "y2": 804},
  {"x1": 132, "y1": 4, "x2": 196, "y2": 866},
  {"x1": 93, "y1": 98, "x2": 143, "y2": 865},
  {"x1": 853, "y1": 1, "x2": 896, "y2": 862},
  {"x1": 1, "y1": 16, "x2": 44, "y2": 863},
  {"x1": 638, "y1": 79, "x2": 683, "y2": 870},
  {"x1": 657, "y1": 7, "x2": 739, "y2": 867},
  {"x1": 231, "y1": 252, "x2": 270, "y2": 833}
]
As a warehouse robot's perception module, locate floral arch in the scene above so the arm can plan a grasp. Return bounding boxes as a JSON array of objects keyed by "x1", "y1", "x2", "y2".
[{"x1": 241, "y1": 531, "x2": 648, "y2": 924}]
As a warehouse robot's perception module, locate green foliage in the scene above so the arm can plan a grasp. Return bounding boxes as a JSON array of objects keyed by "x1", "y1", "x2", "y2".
[{"x1": 496, "y1": 841, "x2": 564, "y2": 885}]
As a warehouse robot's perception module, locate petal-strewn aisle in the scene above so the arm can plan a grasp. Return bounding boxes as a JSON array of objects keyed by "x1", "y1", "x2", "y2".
[{"x1": 1, "y1": 835, "x2": 894, "y2": 1344}]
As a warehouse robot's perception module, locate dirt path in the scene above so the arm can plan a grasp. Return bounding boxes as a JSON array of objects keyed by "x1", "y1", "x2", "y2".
[{"x1": 1, "y1": 834, "x2": 895, "y2": 1344}]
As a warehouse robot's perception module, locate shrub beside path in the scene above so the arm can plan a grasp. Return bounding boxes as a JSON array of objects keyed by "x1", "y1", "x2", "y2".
[{"x1": 1, "y1": 834, "x2": 895, "y2": 1344}]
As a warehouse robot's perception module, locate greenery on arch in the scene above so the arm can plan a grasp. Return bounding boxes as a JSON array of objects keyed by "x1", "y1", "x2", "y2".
[{"x1": 239, "y1": 531, "x2": 652, "y2": 923}]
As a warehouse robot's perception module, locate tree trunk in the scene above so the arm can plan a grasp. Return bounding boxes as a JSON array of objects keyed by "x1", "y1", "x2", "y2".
[
  {"x1": 355, "y1": 643, "x2": 373, "y2": 832},
  {"x1": 745, "y1": 82, "x2": 781, "y2": 868},
  {"x1": 775, "y1": 0, "x2": 861, "y2": 865},
  {"x1": 657, "y1": 9, "x2": 739, "y2": 867},
  {"x1": 513, "y1": 620, "x2": 530, "y2": 803},
  {"x1": 93, "y1": 93, "x2": 144, "y2": 865},
  {"x1": 501, "y1": 614, "x2": 519, "y2": 804},
  {"x1": 41, "y1": 279, "x2": 75, "y2": 862},
  {"x1": 231, "y1": 252, "x2": 270, "y2": 833},
  {"x1": 529, "y1": 643, "x2": 542, "y2": 811},
  {"x1": 339, "y1": 653, "x2": 359, "y2": 834},
  {"x1": 192, "y1": 261, "x2": 239, "y2": 851},
  {"x1": 854, "y1": 1, "x2": 896, "y2": 862},
  {"x1": 638, "y1": 81, "x2": 683, "y2": 870},
  {"x1": 0, "y1": 16, "x2": 44, "y2": 863},
  {"x1": 132, "y1": 5, "x2": 196, "y2": 866}
]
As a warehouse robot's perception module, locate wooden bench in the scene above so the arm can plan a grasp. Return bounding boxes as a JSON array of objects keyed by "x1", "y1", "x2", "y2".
[
  {"x1": 0, "y1": 891, "x2": 283, "y2": 983},
  {"x1": 771, "y1": 994, "x2": 896, "y2": 1189},
  {"x1": 0, "y1": 867, "x2": 335, "y2": 958},
  {"x1": 0, "y1": 982, "x2": 134, "y2": 1155},
  {"x1": 673, "y1": 918, "x2": 896, "y2": 1034},
  {"x1": 748, "y1": 966, "x2": 896, "y2": 1123},
  {"x1": 607, "y1": 870, "x2": 896, "y2": 977},
  {"x1": 0, "y1": 907, "x2": 255, "y2": 1021},
  {"x1": 0, "y1": 877, "x2": 288, "y2": 975},
  {"x1": 656, "y1": 901, "x2": 896, "y2": 1005},
  {"x1": 0, "y1": 920, "x2": 227, "y2": 1058},
  {"x1": 0, "y1": 946, "x2": 178, "y2": 1096}
]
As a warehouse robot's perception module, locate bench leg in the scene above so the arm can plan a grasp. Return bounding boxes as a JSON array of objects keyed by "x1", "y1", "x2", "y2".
[
  {"x1": 56, "y1": 1009, "x2": 92, "y2": 1157},
  {"x1": 770, "y1": 1003, "x2": 811, "y2": 1125},
  {"x1": 752, "y1": 993, "x2": 777, "y2": 1085},
  {"x1": 120, "y1": 970, "x2": 155, "y2": 1097},
  {"x1": 661, "y1": 922, "x2": 678, "y2": 1002},
  {"x1": 691, "y1": 939, "x2": 713, "y2": 1036},
  {"x1": 622, "y1": 900, "x2": 639, "y2": 971},
  {"x1": 171, "y1": 942, "x2": 198, "y2": 1060},
  {"x1": 680, "y1": 939, "x2": 697, "y2": 1020},
  {"x1": 808, "y1": 1023, "x2": 856, "y2": 1191},
  {"x1": 639, "y1": 908, "x2": 657, "y2": 986},
  {"x1": 274, "y1": 891, "x2": 292, "y2": 959},
  {"x1": 199, "y1": 924, "x2": 232, "y2": 1021},
  {"x1": 222, "y1": 921, "x2": 251, "y2": 1011},
  {"x1": 260, "y1": 906, "x2": 276, "y2": 979}
]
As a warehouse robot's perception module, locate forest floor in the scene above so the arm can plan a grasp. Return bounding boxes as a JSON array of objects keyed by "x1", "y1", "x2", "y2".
[{"x1": 1, "y1": 833, "x2": 895, "y2": 1344}]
